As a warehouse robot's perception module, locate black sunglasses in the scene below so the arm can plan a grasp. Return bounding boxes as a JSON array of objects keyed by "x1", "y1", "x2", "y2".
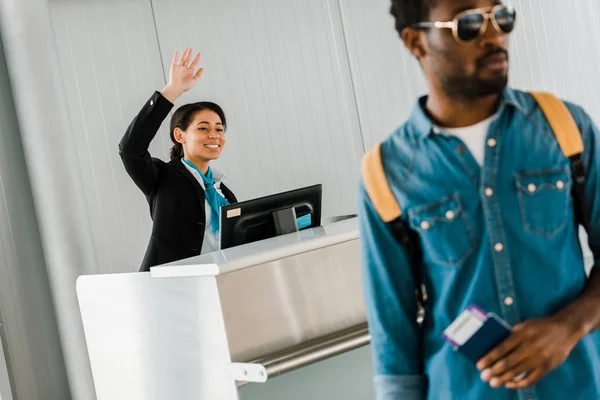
[{"x1": 412, "y1": 5, "x2": 517, "y2": 44}]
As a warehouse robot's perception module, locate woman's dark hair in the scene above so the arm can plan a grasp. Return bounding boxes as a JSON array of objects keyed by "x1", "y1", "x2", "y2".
[
  {"x1": 390, "y1": 0, "x2": 436, "y2": 37},
  {"x1": 169, "y1": 101, "x2": 227, "y2": 160}
]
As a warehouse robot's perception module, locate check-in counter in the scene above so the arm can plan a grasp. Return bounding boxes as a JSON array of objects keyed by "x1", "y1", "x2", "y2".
[{"x1": 76, "y1": 217, "x2": 367, "y2": 400}]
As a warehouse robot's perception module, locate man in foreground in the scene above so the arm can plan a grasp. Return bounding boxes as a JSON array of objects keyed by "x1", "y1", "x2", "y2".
[{"x1": 358, "y1": 1, "x2": 600, "y2": 399}]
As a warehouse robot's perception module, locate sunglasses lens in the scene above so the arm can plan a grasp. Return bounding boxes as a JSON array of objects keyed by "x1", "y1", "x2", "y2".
[
  {"x1": 457, "y1": 13, "x2": 485, "y2": 42},
  {"x1": 494, "y1": 6, "x2": 517, "y2": 34}
]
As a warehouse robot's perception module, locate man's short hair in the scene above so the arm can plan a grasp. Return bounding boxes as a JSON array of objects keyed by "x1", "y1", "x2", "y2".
[{"x1": 390, "y1": 0, "x2": 437, "y2": 37}]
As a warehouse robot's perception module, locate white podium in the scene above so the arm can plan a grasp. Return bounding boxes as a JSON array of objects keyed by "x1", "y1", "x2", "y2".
[{"x1": 76, "y1": 218, "x2": 368, "y2": 400}]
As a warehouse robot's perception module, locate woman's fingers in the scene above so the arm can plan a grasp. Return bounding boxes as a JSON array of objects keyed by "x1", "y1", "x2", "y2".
[
  {"x1": 173, "y1": 49, "x2": 199, "y2": 70},
  {"x1": 182, "y1": 49, "x2": 193, "y2": 67},
  {"x1": 193, "y1": 68, "x2": 204, "y2": 82},
  {"x1": 177, "y1": 48, "x2": 189, "y2": 66},
  {"x1": 189, "y1": 53, "x2": 201, "y2": 70}
]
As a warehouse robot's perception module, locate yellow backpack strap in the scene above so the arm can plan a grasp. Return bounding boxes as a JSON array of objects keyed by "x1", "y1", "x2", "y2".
[
  {"x1": 530, "y1": 92, "x2": 583, "y2": 157},
  {"x1": 361, "y1": 143, "x2": 401, "y2": 222}
]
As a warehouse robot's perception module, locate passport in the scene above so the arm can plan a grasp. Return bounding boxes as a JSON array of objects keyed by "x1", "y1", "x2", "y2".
[{"x1": 443, "y1": 305, "x2": 512, "y2": 364}]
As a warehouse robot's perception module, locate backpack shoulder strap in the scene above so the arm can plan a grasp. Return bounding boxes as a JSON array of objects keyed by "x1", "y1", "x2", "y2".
[
  {"x1": 361, "y1": 142, "x2": 402, "y2": 223},
  {"x1": 530, "y1": 92, "x2": 583, "y2": 157},
  {"x1": 530, "y1": 91, "x2": 589, "y2": 232}
]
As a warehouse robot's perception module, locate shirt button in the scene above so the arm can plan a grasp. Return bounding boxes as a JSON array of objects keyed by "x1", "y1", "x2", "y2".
[
  {"x1": 527, "y1": 183, "x2": 537, "y2": 193},
  {"x1": 504, "y1": 297, "x2": 514, "y2": 306},
  {"x1": 556, "y1": 180, "x2": 565, "y2": 190},
  {"x1": 494, "y1": 242, "x2": 504, "y2": 252},
  {"x1": 150, "y1": 100, "x2": 154, "y2": 106},
  {"x1": 445, "y1": 210, "x2": 456, "y2": 220},
  {"x1": 421, "y1": 221, "x2": 431, "y2": 231},
  {"x1": 487, "y1": 138, "x2": 497, "y2": 148},
  {"x1": 484, "y1": 188, "x2": 494, "y2": 197}
]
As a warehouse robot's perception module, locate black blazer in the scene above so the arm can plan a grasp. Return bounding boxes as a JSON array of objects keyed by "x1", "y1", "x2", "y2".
[{"x1": 119, "y1": 91, "x2": 237, "y2": 272}]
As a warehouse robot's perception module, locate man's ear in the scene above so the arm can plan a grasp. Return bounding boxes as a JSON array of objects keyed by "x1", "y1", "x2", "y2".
[
  {"x1": 173, "y1": 127, "x2": 186, "y2": 144},
  {"x1": 401, "y1": 28, "x2": 427, "y2": 60}
]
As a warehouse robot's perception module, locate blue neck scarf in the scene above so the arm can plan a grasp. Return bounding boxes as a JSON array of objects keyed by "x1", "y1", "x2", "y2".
[{"x1": 182, "y1": 159, "x2": 230, "y2": 233}]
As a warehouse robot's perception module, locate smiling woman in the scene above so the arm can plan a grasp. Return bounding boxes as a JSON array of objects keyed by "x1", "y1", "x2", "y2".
[
  {"x1": 169, "y1": 102, "x2": 227, "y2": 165},
  {"x1": 119, "y1": 49, "x2": 237, "y2": 272}
]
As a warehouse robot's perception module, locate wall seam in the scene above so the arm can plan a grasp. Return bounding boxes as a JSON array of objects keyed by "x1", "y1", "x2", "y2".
[
  {"x1": 149, "y1": 0, "x2": 168, "y2": 85},
  {"x1": 333, "y1": 0, "x2": 367, "y2": 154}
]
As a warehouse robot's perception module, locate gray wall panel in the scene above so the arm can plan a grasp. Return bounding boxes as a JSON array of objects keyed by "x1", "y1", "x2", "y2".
[
  {"x1": 339, "y1": 0, "x2": 426, "y2": 149},
  {"x1": 0, "y1": 31, "x2": 69, "y2": 400},
  {"x1": 510, "y1": 0, "x2": 600, "y2": 122},
  {"x1": 50, "y1": 0, "x2": 167, "y2": 273}
]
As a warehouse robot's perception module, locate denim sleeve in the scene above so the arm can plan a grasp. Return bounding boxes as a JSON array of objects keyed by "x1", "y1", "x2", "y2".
[
  {"x1": 566, "y1": 101, "x2": 600, "y2": 271},
  {"x1": 374, "y1": 375, "x2": 426, "y2": 400},
  {"x1": 578, "y1": 106, "x2": 600, "y2": 271},
  {"x1": 357, "y1": 183, "x2": 425, "y2": 400}
]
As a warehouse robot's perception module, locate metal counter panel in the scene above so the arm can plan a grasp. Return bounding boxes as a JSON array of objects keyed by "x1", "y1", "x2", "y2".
[{"x1": 218, "y1": 239, "x2": 365, "y2": 362}]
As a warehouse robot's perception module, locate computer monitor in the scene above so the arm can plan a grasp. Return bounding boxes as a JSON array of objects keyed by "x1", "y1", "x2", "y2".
[{"x1": 219, "y1": 184, "x2": 322, "y2": 250}]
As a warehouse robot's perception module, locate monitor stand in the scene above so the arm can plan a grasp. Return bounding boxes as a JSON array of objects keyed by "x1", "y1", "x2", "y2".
[{"x1": 272, "y1": 207, "x2": 299, "y2": 236}]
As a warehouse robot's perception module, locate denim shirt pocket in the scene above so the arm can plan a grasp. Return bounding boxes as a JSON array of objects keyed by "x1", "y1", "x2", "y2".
[
  {"x1": 515, "y1": 168, "x2": 571, "y2": 238},
  {"x1": 408, "y1": 194, "x2": 476, "y2": 267}
]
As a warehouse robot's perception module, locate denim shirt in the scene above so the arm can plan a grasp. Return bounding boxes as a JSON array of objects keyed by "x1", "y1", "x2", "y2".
[{"x1": 358, "y1": 88, "x2": 600, "y2": 400}]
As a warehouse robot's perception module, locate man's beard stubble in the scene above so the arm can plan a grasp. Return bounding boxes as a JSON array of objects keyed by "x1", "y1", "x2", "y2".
[{"x1": 437, "y1": 49, "x2": 509, "y2": 101}]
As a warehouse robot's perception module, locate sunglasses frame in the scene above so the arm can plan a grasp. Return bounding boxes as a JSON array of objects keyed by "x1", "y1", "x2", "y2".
[{"x1": 412, "y1": 5, "x2": 516, "y2": 45}]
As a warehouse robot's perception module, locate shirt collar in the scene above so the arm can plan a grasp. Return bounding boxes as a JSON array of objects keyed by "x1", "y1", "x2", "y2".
[
  {"x1": 408, "y1": 87, "x2": 527, "y2": 139},
  {"x1": 180, "y1": 159, "x2": 226, "y2": 184},
  {"x1": 212, "y1": 168, "x2": 225, "y2": 182}
]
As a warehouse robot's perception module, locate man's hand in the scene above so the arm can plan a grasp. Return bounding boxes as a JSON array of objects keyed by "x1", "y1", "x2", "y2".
[{"x1": 476, "y1": 315, "x2": 584, "y2": 390}]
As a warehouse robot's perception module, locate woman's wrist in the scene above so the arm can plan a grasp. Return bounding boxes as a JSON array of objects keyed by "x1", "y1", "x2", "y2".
[{"x1": 160, "y1": 84, "x2": 184, "y2": 104}]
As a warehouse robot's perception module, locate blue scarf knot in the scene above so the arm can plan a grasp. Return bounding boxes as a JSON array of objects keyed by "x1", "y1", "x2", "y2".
[{"x1": 183, "y1": 159, "x2": 230, "y2": 233}]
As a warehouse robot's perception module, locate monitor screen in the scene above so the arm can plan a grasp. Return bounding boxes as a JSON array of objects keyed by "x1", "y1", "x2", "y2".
[{"x1": 219, "y1": 184, "x2": 322, "y2": 250}]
